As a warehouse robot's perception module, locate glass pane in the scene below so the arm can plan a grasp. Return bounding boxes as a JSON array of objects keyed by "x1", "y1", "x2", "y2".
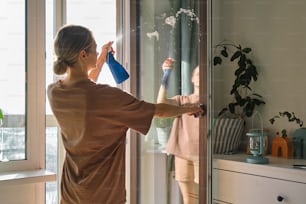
[
  {"x1": 45, "y1": 1, "x2": 117, "y2": 203},
  {"x1": 0, "y1": 0, "x2": 26, "y2": 161},
  {"x1": 138, "y1": 1, "x2": 200, "y2": 203},
  {"x1": 46, "y1": 127, "x2": 58, "y2": 204},
  {"x1": 66, "y1": 0, "x2": 117, "y2": 86}
]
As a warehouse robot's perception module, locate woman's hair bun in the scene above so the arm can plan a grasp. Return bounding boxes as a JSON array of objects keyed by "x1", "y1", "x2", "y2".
[{"x1": 53, "y1": 58, "x2": 68, "y2": 75}]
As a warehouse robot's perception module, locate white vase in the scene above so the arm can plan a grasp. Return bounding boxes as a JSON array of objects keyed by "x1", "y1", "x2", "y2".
[{"x1": 156, "y1": 127, "x2": 171, "y2": 148}]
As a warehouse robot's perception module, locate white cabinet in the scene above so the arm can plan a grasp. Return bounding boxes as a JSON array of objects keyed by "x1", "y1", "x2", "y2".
[{"x1": 213, "y1": 155, "x2": 306, "y2": 204}]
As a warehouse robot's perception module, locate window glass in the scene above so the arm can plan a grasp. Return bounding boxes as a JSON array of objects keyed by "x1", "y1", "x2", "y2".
[
  {"x1": 66, "y1": 0, "x2": 117, "y2": 86},
  {"x1": 44, "y1": 1, "x2": 117, "y2": 203},
  {"x1": 0, "y1": 0, "x2": 26, "y2": 161},
  {"x1": 138, "y1": 1, "x2": 200, "y2": 203}
]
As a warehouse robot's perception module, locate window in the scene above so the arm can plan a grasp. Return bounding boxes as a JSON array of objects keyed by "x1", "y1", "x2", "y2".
[
  {"x1": 0, "y1": 0, "x2": 118, "y2": 203},
  {"x1": 45, "y1": 1, "x2": 118, "y2": 203},
  {"x1": 0, "y1": 0, "x2": 45, "y2": 172},
  {"x1": 66, "y1": 0, "x2": 117, "y2": 86},
  {"x1": 0, "y1": 0, "x2": 26, "y2": 162}
]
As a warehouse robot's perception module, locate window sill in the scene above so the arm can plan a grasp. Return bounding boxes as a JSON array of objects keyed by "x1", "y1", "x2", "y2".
[{"x1": 0, "y1": 169, "x2": 56, "y2": 186}]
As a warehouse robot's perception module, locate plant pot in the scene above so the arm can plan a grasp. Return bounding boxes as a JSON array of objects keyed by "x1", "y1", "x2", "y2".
[
  {"x1": 156, "y1": 127, "x2": 171, "y2": 148},
  {"x1": 213, "y1": 117, "x2": 245, "y2": 154},
  {"x1": 293, "y1": 128, "x2": 306, "y2": 159}
]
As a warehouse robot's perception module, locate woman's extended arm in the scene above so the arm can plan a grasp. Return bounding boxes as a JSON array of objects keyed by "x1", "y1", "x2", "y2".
[
  {"x1": 154, "y1": 103, "x2": 203, "y2": 118},
  {"x1": 88, "y1": 41, "x2": 114, "y2": 82}
]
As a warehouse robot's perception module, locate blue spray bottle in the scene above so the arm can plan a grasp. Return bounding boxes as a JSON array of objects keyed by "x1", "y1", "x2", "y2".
[{"x1": 106, "y1": 51, "x2": 129, "y2": 84}]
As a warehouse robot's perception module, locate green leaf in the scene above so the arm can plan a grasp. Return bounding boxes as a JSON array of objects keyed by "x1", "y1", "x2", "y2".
[
  {"x1": 252, "y1": 93, "x2": 263, "y2": 98},
  {"x1": 0, "y1": 109, "x2": 3, "y2": 119},
  {"x1": 270, "y1": 111, "x2": 303, "y2": 127},
  {"x1": 244, "y1": 85, "x2": 252, "y2": 91},
  {"x1": 218, "y1": 108, "x2": 228, "y2": 117},
  {"x1": 253, "y1": 98, "x2": 265, "y2": 105},
  {"x1": 234, "y1": 91, "x2": 242, "y2": 101},
  {"x1": 239, "y1": 73, "x2": 251, "y2": 86},
  {"x1": 247, "y1": 65, "x2": 258, "y2": 81},
  {"x1": 242, "y1": 47, "x2": 252, "y2": 53},
  {"x1": 245, "y1": 102, "x2": 255, "y2": 117},
  {"x1": 228, "y1": 103, "x2": 236, "y2": 114},
  {"x1": 238, "y1": 54, "x2": 246, "y2": 65},
  {"x1": 230, "y1": 51, "x2": 241, "y2": 61},
  {"x1": 213, "y1": 56, "x2": 222, "y2": 66},
  {"x1": 283, "y1": 112, "x2": 292, "y2": 118},
  {"x1": 234, "y1": 67, "x2": 244, "y2": 76},
  {"x1": 238, "y1": 98, "x2": 247, "y2": 106},
  {"x1": 221, "y1": 48, "x2": 228, "y2": 57}
]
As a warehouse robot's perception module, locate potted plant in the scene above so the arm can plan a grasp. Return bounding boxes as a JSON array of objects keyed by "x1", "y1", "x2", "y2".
[
  {"x1": 154, "y1": 118, "x2": 174, "y2": 148},
  {"x1": 269, "y1": 111, "x2": 303, "y2": 128},
  {"x1": 212, "y1": 40, "x2": 266, "y2": 154},
  {"x1": 0, "y1": 108, "x2": 3, "y2": 126},
  {"x1": 269, "y1": 111, "x2": 305, "y2": 158}
]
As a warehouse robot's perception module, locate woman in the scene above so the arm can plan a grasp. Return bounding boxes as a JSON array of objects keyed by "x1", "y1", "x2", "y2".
[
  {"x1": 47, "y1": 24, "x2": 202, "y2": 204},
  {"x1": 157, "y1": 58, "x2": 204, "y2": 204}
]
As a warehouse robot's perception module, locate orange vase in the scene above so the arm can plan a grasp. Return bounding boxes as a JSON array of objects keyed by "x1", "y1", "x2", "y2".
[{"x1": 271, "y1": 134, "x2": 293, "y2": 159}]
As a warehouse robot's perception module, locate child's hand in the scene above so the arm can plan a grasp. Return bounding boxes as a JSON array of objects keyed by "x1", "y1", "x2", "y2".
[{"x1": 162, "y1": 58, "x2": 175, "y2": 71}]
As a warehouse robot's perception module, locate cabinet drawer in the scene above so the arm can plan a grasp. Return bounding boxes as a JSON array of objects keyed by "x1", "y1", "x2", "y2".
[{"x1": 213, "y1": 169, "x2": 306, "y2": 204}]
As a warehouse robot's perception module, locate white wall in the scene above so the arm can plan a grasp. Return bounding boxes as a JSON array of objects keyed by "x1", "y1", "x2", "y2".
[{"x1": 212, "y1": 0, "x2": 306, "y2": 145}]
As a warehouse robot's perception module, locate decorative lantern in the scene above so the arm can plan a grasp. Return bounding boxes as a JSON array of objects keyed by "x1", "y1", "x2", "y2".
[
  {"x1": 246, "y1": 129, "x2": 269, "y2": 164},
  {"x1": 246, "y1": 112, "x2": 269, "y2": 164}
]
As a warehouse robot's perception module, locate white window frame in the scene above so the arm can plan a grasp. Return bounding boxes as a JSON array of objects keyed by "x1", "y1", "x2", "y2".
[{"x1": 0, "y1": 0, "x2": 46, "y2": 172}]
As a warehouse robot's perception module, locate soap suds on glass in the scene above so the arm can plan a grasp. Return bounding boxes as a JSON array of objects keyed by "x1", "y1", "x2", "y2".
[
  {"x1": 147, "y1": 31, "x2": 159, "y2": 41},
  {"x1": 146, "y1": 8, "x2": 199, "y2": 41}
]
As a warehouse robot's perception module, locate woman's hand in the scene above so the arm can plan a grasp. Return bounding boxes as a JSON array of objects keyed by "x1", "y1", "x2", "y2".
[
  {"x1": 89, "y1": 41, "x2": 114, "y2": 82},
  {"x1": 96, "y1": 41, "x2": 114, "y2": 69},
  {"x1": 162, "y1": 58, "x2": 175, "y2": 71}
]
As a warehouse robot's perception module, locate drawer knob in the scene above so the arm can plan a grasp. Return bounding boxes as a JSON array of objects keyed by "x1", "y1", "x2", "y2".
[{"x1": 277, "y1": 196, "x2": 284, "y2": 202}]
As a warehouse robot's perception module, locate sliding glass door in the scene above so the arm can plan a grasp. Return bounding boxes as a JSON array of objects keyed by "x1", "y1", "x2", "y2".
[{"x1": 132, "y1": 1, "x2": 208, "y2": 203}]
